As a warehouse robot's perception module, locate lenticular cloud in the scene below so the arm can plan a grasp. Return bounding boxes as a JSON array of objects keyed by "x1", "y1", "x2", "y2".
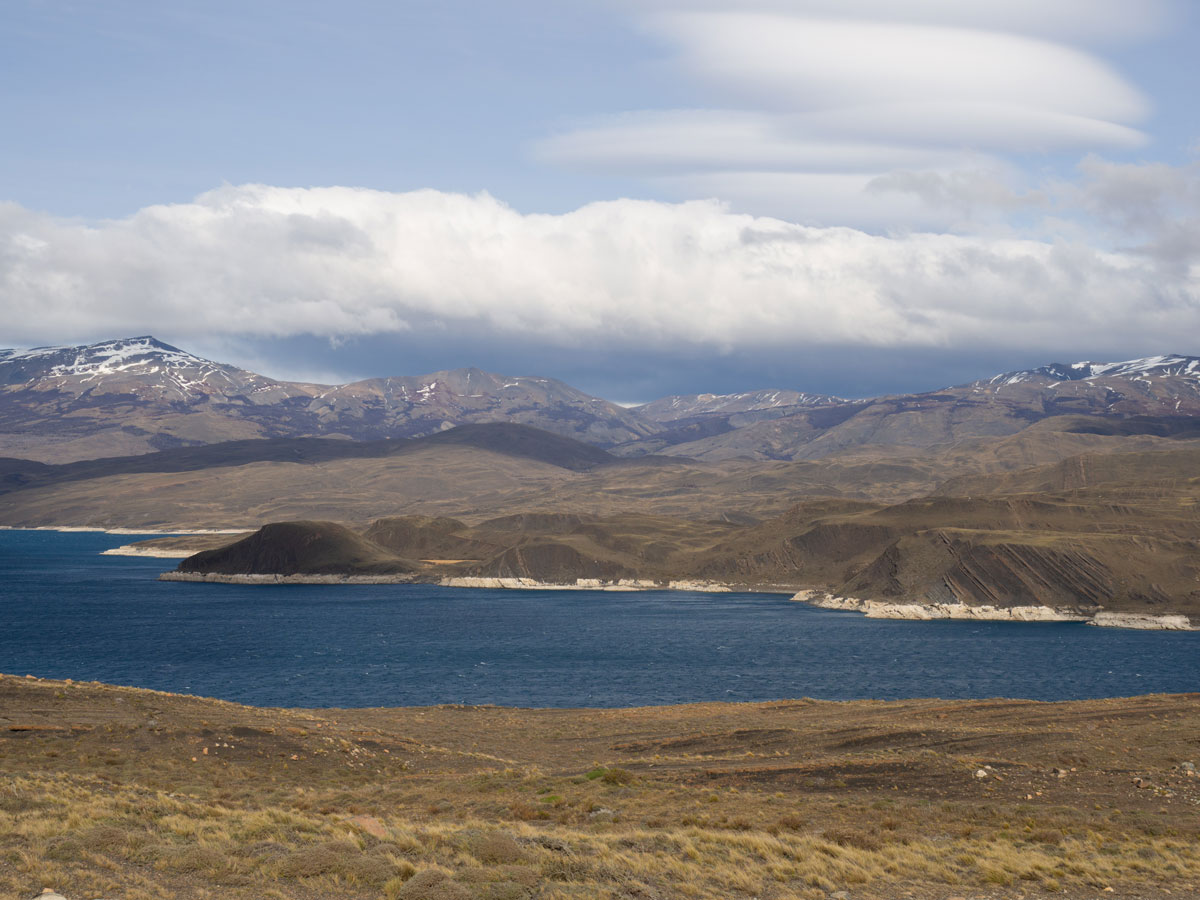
[{"x1": 0, "y1": 184, "x2": 1196, "y2": 355}]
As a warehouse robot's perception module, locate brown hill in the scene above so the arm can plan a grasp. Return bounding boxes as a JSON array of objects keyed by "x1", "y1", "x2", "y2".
[
  {"x1": 363, "y1": 516, "x2": 498, "y2": 561},
  {"x1": 680, "y1": 454, "x2": 1200, "y2": 616},
  {"x1": 166, "y1": 459, "x2": 1200, "y2": 619},
  {"x1": 178, "y1": 521, "x2": 416, "y2": 576},
  {"x1": 937, "y1": 443, "x2": 1200, "y2": 496},
  {"x1": 476, "y1": 539, "x2": 638, "y2": 581},
  {"x1": 3, "y1": 420, "x2": 1199, "y2": 532},
  {"x1": 414, "y1": 422, "x2": 617, "y2": 470}
]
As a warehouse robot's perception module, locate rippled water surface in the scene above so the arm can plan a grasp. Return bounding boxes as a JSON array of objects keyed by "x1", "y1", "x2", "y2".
[{"x1": 1, "y1": 529, "x2": 1197, "y2": 707}]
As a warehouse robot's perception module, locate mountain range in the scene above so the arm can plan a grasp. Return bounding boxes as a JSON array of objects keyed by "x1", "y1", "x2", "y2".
[
  {"x1": 5, "y1": 336, "x2": 1200, "y2": 621},
  {"x1": 5, "y1": 336, "x2": 1200, "y2": 464}
]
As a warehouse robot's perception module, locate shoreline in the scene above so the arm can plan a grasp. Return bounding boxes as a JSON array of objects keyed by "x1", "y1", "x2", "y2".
[
  {"x1": 160, "y1": 572, "x2": 424, "y2": 585},
  {"x1": 103, "y1": 546, "x2": 198, "y2": 558},
  {"x1": 1, "y1": 525, "x2": 245, "y2": 536},
  {"x1": 24, "y1": 529, "x2": 1199, "y2": 632},
  {"x1": 5, "y1": 669, "x2": 1198, "y2": 708},
  {"x1": 795, "y1": 591, "x2": 1196, "y2": 631},
  {"x1": 160, "y1": 571, "x2": 786, "y2": 593},
  {"x1": 158, "y1": 571, "x2": 1196, "y2": 630}
]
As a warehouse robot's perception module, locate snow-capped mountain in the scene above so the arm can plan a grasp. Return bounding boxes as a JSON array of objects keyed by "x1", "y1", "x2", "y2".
[
  {"x1": 0, "y1": 336, "x2": 304, "y2": 404},
  {"x1": 4, "y1": 337, "x2": 1200, "y2": 465},
  {"x1": 0, "y1": 336, "x2": 655, "y2": 462},
  {"x1": 620, "y1": 354, "x2": 1200, "y2": 461},
  {"x1": 635, "y1": 389, "x2": 847, "y2": 425},
  {"x1": 990, "y1": 355, "x2": 1200, "y2": 387},
  {"x1": 1, "y1": 336, "x2": 218, "y2": 381}
]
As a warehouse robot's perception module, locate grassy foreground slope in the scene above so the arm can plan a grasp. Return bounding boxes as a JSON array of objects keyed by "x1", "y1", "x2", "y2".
[{"x1": 2, "y1": 675, "x2": 1198, "y2": 900}]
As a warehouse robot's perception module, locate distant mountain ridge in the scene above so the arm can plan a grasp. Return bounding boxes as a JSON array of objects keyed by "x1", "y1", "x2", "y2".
[
  {"x1": 620, "y1": 353, "x2": 1200, "y2": 461},
  {"x1": 989, "y1": 354, "x2": 1200, "y2": 386},
  {"x1": 0, "y1": 336, "x2": 654, "y2": 462},
  {"x1": 3, "y1": 336, "x2": 1200, "y2": 463}
]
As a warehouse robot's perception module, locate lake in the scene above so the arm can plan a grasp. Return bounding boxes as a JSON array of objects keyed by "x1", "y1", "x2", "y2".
[{"x1": 1, "y1": 529, "x2": 1197, "y2": 708}]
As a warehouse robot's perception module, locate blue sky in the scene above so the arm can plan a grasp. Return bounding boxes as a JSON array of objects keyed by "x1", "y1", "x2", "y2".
[
  {"x1": 3, "y1": 1, "x2": 668, "y2": 217},
  {"x1": 3, "y1": 0, "x2": 1199, "y2": 400}
]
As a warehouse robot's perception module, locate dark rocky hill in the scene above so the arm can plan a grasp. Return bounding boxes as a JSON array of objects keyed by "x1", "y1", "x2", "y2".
[{"x1": 177, "y1": 521, "x2": 417, "y2": 576}]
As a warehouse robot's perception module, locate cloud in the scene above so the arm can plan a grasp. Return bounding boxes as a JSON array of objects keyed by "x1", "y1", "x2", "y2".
[
  {"x1": 619, "y1": 0, "x2": 1172, "y2": 44},
  {"x1": 646, "y1": 14, "x2": 1147, "y2": 121},
  {"x1": 536, "y1": 2, "x2": 1159, "y2": 227},
  {"x1": 1, "y1": 184, "x2": 1196, "y2": 361},
  {"x1": 866, "y1": 167, "x2": 1047, "y2": 220},
  {"x1": 1070, "y1": 157, "x2": 1200, "y2": 270},
  {"x1": 534, "y1": 110, "x2": 970, "y2": 175},
  {"x1": 869, "y1": 156, "x2": 1200, "y2": 267}
]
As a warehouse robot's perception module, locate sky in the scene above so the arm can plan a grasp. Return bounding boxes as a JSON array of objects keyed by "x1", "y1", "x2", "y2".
[{"x1": 2, "y1": 0, "x2": 1199, "y2": 401}]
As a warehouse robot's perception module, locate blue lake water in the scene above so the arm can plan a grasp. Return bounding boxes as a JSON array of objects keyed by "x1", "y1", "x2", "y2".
[{"x1": 0, "y1": 529, "x2": 1197, "y2": 708}]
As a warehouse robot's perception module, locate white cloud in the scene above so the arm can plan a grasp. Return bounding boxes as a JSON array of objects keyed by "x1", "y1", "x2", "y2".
[
  {"x1": 865, "y1": 167, "x2": 1046, "y2": 220},
  {"x1": 535, "y1": 109, "x2": 970, "y2": 175},
  {"x1": 868, "y1": 156, "x2": 1200, "y2": 266},
  {"x1": 654, "y1": 171, "x2": 959, "y2": 229},
  {"x1": 648, "y1": 14, "x2": 1147, "y2": 122},
  {"x1": 1069, "y1": 157, "x2": 1200, "y2": 270},
  {"x1": 537, "y1": 2, "x2": 1159, "y2": 227},
  {"x1": 619, "y1": 1, "x2": 1172, "y2": 44},
  {"x1": 1, "y1": 185, "x2": 1196, "y2": 358}
]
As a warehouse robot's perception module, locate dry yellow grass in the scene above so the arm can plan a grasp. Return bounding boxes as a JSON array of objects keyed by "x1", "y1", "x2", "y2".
[{"x1": 2, "y1": 675, "x2": 1199, "y2": 899}]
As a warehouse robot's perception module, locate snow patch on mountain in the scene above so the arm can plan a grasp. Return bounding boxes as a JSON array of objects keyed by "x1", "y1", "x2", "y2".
[
  {"x1": 637, "y1": 389, "x2": 847, "y2": 423},
  {"x1": 990, "y1": 355, "x2": 1200, "y2": 387},
  {"x1": 5, "y1": 337, "x2": 216, "y2": 379}
]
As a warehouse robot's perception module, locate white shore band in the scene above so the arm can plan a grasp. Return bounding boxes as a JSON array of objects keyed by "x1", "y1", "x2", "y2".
[
  {"x1": 157, "y1": 572, "x2": 1194, "y2": 630},
  {"x1": 795, "y1": 591, "x2": 1195, "y2": 631}
]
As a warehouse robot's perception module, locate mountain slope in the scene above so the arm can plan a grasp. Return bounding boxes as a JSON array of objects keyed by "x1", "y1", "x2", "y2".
[
  {"x1": 0, "y1": 337, "x2": 656, "y2": 462},
  {"x1": 7, "y1": 336, "x2": 1200, "y2": 467},
  {"x1": 629, "y1": 355, "x2": 1200, "y2": 461},
  {"x1": 166, "y1": 463, "x2": 1200, "y2": 619},
  {"x1": 0, "y1": 423, "x2": 618, "y2": 497}
]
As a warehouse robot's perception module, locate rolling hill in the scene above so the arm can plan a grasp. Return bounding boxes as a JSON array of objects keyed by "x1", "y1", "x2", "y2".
[{"x1": 163, "y1": 444, "x2": 1200, "y2": 621}]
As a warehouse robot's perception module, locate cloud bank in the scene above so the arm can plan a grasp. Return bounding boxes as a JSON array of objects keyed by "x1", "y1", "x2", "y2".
[
  {"x1": 2, "y1": 183, "x2": 1197, "y2": 362},
  {"x1": 537, "y1": 0, "x2": 1165, "y2": 226}
]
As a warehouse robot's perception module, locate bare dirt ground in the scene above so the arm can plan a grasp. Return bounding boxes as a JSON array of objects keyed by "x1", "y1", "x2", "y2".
[{"x1": 1, "y1": 675, "x2": 1197, "y2": 899}]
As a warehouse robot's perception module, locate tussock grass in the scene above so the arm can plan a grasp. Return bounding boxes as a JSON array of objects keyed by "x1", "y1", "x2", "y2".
[
  {"x1": 5, "y1": 768, "x2": 1200, "y2": 899},
  {"x1": 4, "y1": 678, "x2": 1200, "y2": 898}
]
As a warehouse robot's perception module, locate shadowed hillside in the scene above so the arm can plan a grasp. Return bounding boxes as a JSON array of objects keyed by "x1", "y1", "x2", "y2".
[{"x1": 4, "y1": 419, "x2": 1199, "y2": 531}]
